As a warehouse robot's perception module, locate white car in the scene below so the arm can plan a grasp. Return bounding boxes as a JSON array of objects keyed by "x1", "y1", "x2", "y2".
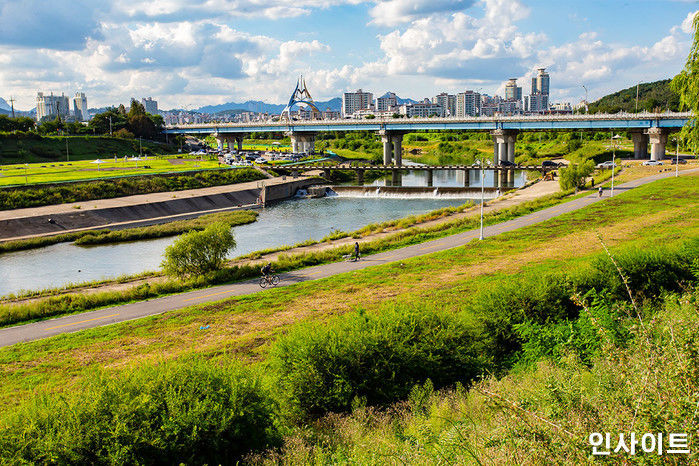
[
  {"x1": 596, "y1": 161, "x2": 617, "y2": 168},
  {"x1": 642, "y1": 160, "x2": 664, "y2": 166}
]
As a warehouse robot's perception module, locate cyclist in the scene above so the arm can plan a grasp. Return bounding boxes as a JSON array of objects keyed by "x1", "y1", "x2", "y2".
[
  {"x1": 261, "y1": 263, "x2": 272, "y2": 278},
  {"x1": 353, "y1": 242, "x2": 360, "y2": 261}
]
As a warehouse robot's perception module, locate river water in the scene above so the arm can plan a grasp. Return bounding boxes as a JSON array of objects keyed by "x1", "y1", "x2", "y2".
[{"x1": 0, "y1": 169, "x2": 526, "y2": 296}]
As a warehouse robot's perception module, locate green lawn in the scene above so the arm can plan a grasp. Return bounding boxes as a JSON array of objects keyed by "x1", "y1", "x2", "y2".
[
  {"x1": 0, "y1": 156, "x2": 224, "y2": 186},
  {"x1": 0, "y1": 174, "x2": 696, "y2": 413}
]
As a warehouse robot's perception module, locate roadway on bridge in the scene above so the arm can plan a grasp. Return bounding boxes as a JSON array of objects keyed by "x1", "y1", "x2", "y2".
[{"x1": 1, "y1": 168, "x2": 695, "y2": 348}]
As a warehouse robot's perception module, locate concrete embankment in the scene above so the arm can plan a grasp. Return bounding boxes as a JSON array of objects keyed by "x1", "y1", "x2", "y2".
[{"x1": 0, "y1": 176, "x2": 321, "y2": 241}]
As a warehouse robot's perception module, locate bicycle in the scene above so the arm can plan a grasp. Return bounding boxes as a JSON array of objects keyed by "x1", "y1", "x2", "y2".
[
  {"x1": 343, "y1": 253, "x2": 361, "y2": 262},
  {"x1": 259, "y1": 273, "x2": 280, "y2": 288}
]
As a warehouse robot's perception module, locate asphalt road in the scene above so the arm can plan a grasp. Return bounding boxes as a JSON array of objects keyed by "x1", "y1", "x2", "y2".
[{"x1": 1, "y1": 169, "x2": 695, "y2": 348}]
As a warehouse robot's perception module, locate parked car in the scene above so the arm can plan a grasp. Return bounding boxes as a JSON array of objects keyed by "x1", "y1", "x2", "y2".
[
  {"x1": 642, "y1": 160, "x2": 664, "y2": 166},
  {"x1": 541, "y1": 160, "x2": 559, "y2": 168},
  {"x1": 596, "y1": 161, "x2": 617, "y2": 168},
  {"x1": 499, "y1": 160, "x2": 516, "y2": 167},
  {"x1": 670, "y1": 158, "x2": 687, "y2": 165}
]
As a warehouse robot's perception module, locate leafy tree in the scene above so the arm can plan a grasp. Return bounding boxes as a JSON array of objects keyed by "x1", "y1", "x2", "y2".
[
  {"x1": 162, "y1": 222, "x2": 236, "y2": 278},
  {"x1": 672, "y1": 12, "x2": 699, "y2": 147},
  {"x1": 559, "y1": 160, "x2": 594, "y2": 190},
  {"x1": 0, "y1": 115, "x2": 35, "y2": 132}
]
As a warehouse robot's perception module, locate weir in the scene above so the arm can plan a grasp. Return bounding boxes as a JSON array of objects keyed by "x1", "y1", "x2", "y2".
[{"x1": 317, "y1": 185, "x2": 503, "y2": 199}]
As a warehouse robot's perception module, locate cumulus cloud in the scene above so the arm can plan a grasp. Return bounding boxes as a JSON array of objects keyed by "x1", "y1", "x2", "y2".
[{"x1": 368, "y1": 0, "x2": 476, "y2": 26}]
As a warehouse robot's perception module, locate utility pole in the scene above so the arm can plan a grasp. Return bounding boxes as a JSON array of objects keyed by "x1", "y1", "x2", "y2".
[
  {"x1": 635, "y1": 83, "x2": 639, "y2": 113},
  {"x1": 9, "y1": 96, "x2": 15, "y2": 118},
  {"x1": 66, "y1": 138, "x2": 69, "y2": 162},
  {"x1": 109, "y1": 115, "x2": 112, "y2": 136}
]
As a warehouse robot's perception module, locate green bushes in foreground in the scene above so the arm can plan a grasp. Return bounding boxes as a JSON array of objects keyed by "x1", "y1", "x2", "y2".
[
  {"x1": 0, "y1": 168, "x2": 265, "y2": 210},
  {"x1": 1, "y1": 242, "x2": 697, "y2": 463},
  {"x1": 0, "y1": 362, "x2": 278, "y2": 465},
  {"x1": 269, "y1": 305, "x2": 487, "y2": 421}
]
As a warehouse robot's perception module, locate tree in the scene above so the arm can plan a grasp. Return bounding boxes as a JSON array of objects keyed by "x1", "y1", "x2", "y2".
[
  {"x1": 161, "y1": 222, "x2": 236, "y2": 278},
  {"x1": 559, "y1": 161, "x2": 594, "y2": 191},
  {"x1": 671, "y1": 12, "x2": 699, "y2": 147}
]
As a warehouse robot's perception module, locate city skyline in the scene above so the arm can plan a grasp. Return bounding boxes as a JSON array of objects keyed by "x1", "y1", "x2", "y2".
[{"x1": 0, "y1": 0, "x2": 697, "y2": 110}]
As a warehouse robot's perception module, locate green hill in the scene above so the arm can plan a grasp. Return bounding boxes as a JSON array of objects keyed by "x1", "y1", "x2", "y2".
[{"x1": 588, "y1": 78, "x2": 680, "y2": 113}]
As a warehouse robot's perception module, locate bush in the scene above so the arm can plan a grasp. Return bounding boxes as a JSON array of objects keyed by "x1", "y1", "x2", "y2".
[
  {"x1": 0, "y1": 362, "x2": 278, "y2": 464},
  {"x1": 162, "y1": 222, "x2": 236, "y2": 278},
  {"x1": 269, "y1": 305, "x2": 488, "y2": 421},
  {"x1": 559, "y1": 160, "x2": 594, "y2": 190}
]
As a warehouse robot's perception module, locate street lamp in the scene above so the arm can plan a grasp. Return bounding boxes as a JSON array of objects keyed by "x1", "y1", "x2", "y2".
[
  {"x1": 675, "y1": 136, "x2": 680, "y2": 178},
  {"x1": 476, "y1": 159, "x2": 487, "y2": 240},
  {"x1": 611, "y1": 133, "x2": 621, "y2": 197},
  {"x1": 582, "y1": 85, "x2": 589, "y2": 113}
]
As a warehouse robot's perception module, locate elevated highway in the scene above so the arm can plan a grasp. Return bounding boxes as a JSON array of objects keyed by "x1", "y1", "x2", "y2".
[{"x1": 164, "y1": 112, "x2": 692, "y2": 166}]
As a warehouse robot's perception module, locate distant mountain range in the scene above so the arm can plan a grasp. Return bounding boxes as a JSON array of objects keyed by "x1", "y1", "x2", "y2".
[
  {"x1": 0, "y1": 97, "x2": 10, "y2": 111},
  {"x1": 191, "y1": 93, "x2": 418, "y2": 115}
]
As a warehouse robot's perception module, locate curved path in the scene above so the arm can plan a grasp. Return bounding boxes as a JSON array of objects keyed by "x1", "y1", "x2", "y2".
[{"x1": 1, "y1": 169, "x2": 696, "y2": 348}]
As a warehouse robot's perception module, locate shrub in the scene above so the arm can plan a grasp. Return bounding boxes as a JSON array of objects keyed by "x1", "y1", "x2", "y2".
[
  {"x1": 269, "y1": 305, "x2": 488, "y2": 421},
  {"x1": 0, "y1": 362, "x2": 278, "y2": 464},
  {"x1": 162, "y1": 222, "x2": 236, "y2": 278},
  {"x1": 558, "y1": 160, "x2": 594, "y2": 190}
]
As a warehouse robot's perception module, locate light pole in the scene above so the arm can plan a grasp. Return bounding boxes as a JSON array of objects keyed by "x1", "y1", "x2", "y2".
[
  {"x1": 65, "y1": 137, "x2": 69, "y2": 162},
  {"x1": 476, "y1": 159, "x2": 486, "y2": 240},
  {"x1": 676, "y1": 136, "x2": 680, "y2": 178},
  {"x1": 109, "y1": 115, "x2": 112, "y2": 136},
  {"x1": 582, "y1": 85, "x2": 588, "y2": 113},
  {"x1": 635, "y1": 83, "x2": 639, "y2": 113},
  {"x1": 611, "y1": 134, "x2": 621, "y2": 197},
  {"x1": 24, "y1": 163, "x2": 28, "y2": 185}
]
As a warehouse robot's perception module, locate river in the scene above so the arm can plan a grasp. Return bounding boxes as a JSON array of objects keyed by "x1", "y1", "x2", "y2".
[{"x1": 0, "y1": 169, "x2": 526, "y2": 296}]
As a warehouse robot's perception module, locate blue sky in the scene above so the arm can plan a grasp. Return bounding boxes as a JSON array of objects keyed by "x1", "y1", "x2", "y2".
[{"x1": 0, "y1": 0, "x2": 697, "y2": 110}]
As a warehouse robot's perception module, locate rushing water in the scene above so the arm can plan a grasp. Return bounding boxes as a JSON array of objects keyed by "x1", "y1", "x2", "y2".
[{"x1": 0, "y1": 169, "x2": 526, "y2": 296}]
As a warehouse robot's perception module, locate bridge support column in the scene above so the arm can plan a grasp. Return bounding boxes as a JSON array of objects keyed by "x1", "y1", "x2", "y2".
[
  {"x1": 382, "y1": 135, "x2": 393, "y2": 165},
  {"x1": 491, "y1": 130, "x2": 518, "y2": 164},
  {"x1": 356, "y1": 169, "x2": 364, "y2": 185},
  {"x1": 214, "y1": 133, "x2": 225, "y2": 151},
  {"x1": 235, "y1": 136, "x2": 244, "y2": 152},
  {"x1": 426, "y1": 169, "x2": 434, "y2": 187},
  {"x1": 630, "y1": 131, "x2": 649, "y2": 159},
  {"x1": 392, "y1": 135, "x2": 403, "y2": 167},
  {"x1": 647, "y1": 128, "x2": 668, "y2": 161},
  {"x1": 463, "y1": 169, "x2": 470, "y2": 187},
  {"x1": 287, "y1": 132, "x2": 315, "y2": 154}
]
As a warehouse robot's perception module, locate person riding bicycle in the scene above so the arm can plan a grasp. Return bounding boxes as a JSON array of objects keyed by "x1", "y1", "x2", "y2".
[
  {"x1": 261, "y1": 263, "x2": 272, "y2": 277},
  {"x1": 354, "y1": 242, "x2": 360, "y2": 261}
]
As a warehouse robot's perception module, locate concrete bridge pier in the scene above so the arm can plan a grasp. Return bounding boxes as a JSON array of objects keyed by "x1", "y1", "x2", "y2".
[
  {"x1": 462, "y1": 169, "x2": 470, "y2": 187},
  {"x1": 356, "y1": 169, "x2": 365, "y2": 185},
  {"x1": 492, "y1": 130, "x2": 518, "y2": 164},
  {"x1": 235, "y1": 136, "x2": 244, "y2": 151},
  {"x1": 507, "y1": 169, "x2": 515, "y2": 185},
  {"x1": 426, "y1": 169, "x2": 434, "y2": 187},
  {"x1": 630, "y1": 131, "x2": 649, "y2": 159},
  {"x1": 647, "y1": 128, "x2": 668, "y2": 161},
  {"x1": 287, "y1": 132, "x2": 316, "y2": 154},
  {"x1": 379, "y1": 130, "x2": 404, "y2": 166}
]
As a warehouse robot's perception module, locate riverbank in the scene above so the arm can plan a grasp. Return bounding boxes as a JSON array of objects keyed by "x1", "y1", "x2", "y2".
[{"x1": 0, "y1": 174, "x2": 320, "y2": 241}]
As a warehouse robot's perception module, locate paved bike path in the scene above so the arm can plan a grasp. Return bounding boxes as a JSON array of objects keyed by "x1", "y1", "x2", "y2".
[{"x1": 1, "y1": 169, "x2": 695, "y2": 348}]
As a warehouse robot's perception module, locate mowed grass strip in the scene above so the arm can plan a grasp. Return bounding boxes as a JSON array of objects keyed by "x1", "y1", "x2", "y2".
[{"x1": 0, "y1": 174, "x2": 696, "y2": 413}]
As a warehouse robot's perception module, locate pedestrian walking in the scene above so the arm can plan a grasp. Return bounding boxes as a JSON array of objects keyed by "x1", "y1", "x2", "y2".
[
  {"x1": 354, "y1": 242, "x2": 360, "y2": 261},
  {"x1": 598, "y1": 186, "x2": 603, "y2": 198}
]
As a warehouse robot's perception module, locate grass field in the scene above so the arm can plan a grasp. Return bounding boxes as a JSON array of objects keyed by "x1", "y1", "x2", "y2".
[
  {"x1": 0, "y1": 156, "x2": 224, "y2": 187},
  {"x1": 0, "y1": 135, "x2": 175, "y2": 164},
  {"x1": 0, "y1": 174, "x2": 695, "y2": 415}
]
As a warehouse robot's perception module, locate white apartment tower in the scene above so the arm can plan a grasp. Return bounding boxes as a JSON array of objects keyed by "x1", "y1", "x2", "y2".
[
  {"x1": 73, "y1": 92, "x2": 88, "y2": 121},
  {"x1": 142, "y1": 97, "x2": 158, "y2": 114},
  {"x1": 527, "y1": 68, "x2": 550, "y2": 113},
  {"x1": 36, "y1": 92, "x2": 70, "y2": 122},
  {"x1": 342, "y1": 89, "x2": 373, "y2": 117},
  {"x1": 375, "y1": 92, "x2": 398, "y2": 112},
  {"x1": 432, "y1": 93, "x2": 456, "y2": 117},
  {"x1": 456, "y1": 91, "x2": 481, "y2": 117},
  {"x1": 504, "y1": 79, "x2": 522, "y2": 102}
]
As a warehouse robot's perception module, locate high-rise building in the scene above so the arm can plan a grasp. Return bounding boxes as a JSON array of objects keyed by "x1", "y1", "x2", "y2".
[
  {"x1": 142, "y1": 97, "x2": 158, "y2": 114},
  {"x1": 432, "y1": 93, "x2": 456, "y2": 117},
  {"x1": 376, "y1": 92, "x2": 398, "y2": 112},
  {"x1": 527, "y1": 68, "x2": 550, "y2": 113},
  {"x1": 36, "y1": 92, "x2": 70, "y2": 122},
  {"x1": 456, "y1": 91, "x2": 480, "y2": 117},
  {"x1": 504, "y1": 79, "x2": 522, "y2": 102},
  {"x1": 342, "y1": 89, "x2": 373, "y2": 117},
  {"x1": 73, "y1": 92, "x2": 88, "y2": 121}
]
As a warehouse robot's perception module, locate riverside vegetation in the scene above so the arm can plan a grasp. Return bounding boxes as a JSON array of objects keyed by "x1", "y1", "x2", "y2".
[
  {"x1": 0, "y1": 217, "x2": 696, "y2": 463},
  {"x1": 0, "y1": 167, "x2": 265, "y2": 210}
]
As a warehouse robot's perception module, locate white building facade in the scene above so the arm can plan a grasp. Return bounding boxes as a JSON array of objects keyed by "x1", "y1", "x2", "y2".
[
  {"x1": 456, "y1": 91, "x2": 481, "y2": 117},
  {"x1": 342, "y1": 89, "x2": 373, "y2": 117},
  {"x1": 72, "y1": 93, "x2": 88, "y2": 121},
  {"x1": 36, "y1": 92, "x2": 70, "y2": 122}
]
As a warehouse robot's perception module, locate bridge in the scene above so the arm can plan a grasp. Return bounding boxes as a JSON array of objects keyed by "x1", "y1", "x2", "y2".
[
  {"x1": 164, "y1": 112, "x2": 692, "y2": 166},
  {"x1": 275, "y1": 163, "x2": 551, "y2": 185}
]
